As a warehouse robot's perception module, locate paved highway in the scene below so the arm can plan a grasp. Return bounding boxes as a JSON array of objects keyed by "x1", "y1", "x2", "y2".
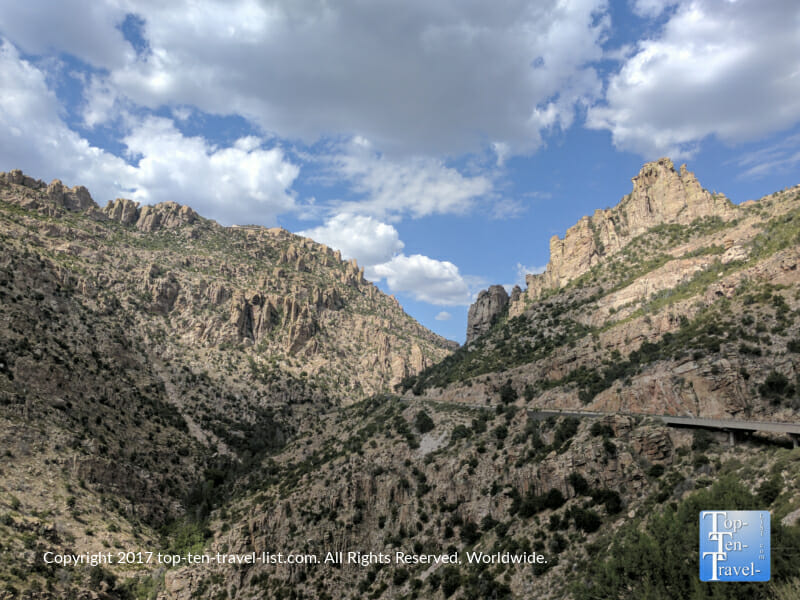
[
  {"x1": 525, "y1": 408, "x2": 800, "y2": 444},
  {"x1": 414, "y1": 398, "x2": 800, "y2": 442}
]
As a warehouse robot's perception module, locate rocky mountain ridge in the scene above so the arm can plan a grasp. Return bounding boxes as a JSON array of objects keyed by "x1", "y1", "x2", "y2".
[
  {"x1": 510, "y1": 158, "x2": 736, "y2": 314},
  {"x1": 421, "y1": 159, "x2": 800, "y2": 423},
  {"x1": 0, "y1": 168, "x2": 455, "y2": 597},
  {"x1": 0, "y1": 169, "x2": 455, "y2": 398}
]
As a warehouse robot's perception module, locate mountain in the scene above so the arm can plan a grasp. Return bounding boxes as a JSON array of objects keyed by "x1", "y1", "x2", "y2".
[
  {"x1": 0, "y1": 170, "x2": 454, "y2": 598},
  {"x1": 2, "y1": 161, "x2": 800, "y2": 600},
  {"x1": 413, "y1": 158, "x2": 800, "y2": 421}
]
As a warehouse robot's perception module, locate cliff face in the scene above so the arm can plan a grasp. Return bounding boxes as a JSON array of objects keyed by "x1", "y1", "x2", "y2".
[
  {"x1": 466, "y1": 284, "x2": 509, "y2": 343},
  {"x1": 514, "y1": 158, "x2": 736, "y2": 312}
]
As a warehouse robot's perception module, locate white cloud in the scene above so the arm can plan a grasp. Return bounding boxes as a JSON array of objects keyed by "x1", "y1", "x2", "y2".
[
  {"x1": 2, "y1": 0, "x2": 609, "y2": 157},
  {"x1": 121, "y1": 118, "x2": 299, "y2": 225},
  {"x1": 0, "y1": 40, "x2": 299, "y2": 226},
  {"x1": 631, "y1": 0, "x2": 679, "y2": 18},
  {"x1": 0, "y1": 39, "x2": 135, "y2": 200},
  {"x1": 82, "y1": 75, "x2": 123, "y2": 128},
  {"x1": 300, "y1": 210, "x2": 478, "y2": 307},
  {"x1": 435, "y1": 311, "x2": 452, "y2": 321},
  {"x1": 734, "y1": 133, "x2": 800, "y2": 179},
  {"x1": 298, "y1": 213, "x2": 404, "y2": 266},
  {"x1": 371, "y1": 254, "x2": 472, "y2": 306},
  {"x1": 0, "y1": 1, "x2": 132, "y2": 70},
  {"x1": 588, "y1": 0, "x2": 800, "y2": 158},
  {"x1": 331, "y1": 140, "x2": 492, "y2": 220}
]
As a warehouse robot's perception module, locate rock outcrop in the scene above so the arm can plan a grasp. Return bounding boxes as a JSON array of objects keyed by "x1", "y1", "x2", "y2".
[
  {"x1": 45, "y1": 179, "x2": 95, "y2": 211},
  {"x1": 136, "y1": 201, "x2": 198, "y2": 232},
  {"x1": 518, "y1": 158, "x2": 736, "y2": 306},
  {"x1": 104, "y1": 198, "x2": 141, "y2": 225},
  {"x1": 466, "y1": 284, "x2": 509, "y2": 343}
]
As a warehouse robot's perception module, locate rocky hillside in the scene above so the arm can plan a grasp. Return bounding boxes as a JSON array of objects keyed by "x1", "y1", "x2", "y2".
[
  {"x1": 409, "y1": 159, "x2": 800, "y2": 422},
  {"x1": 0, "y1": 170, "x2": 455, "y2": 400},
  {"x1": 0, "y1": 170, "x2": 454, "y2": 597},
  {"x1": 161, "y1": 396, "x2": 800, "y2": 600}
]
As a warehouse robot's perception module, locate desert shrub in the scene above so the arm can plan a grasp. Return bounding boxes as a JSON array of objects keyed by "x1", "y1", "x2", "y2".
[
  {"x1": 414, "y1": 410, "x2": 435, "y2": 433},
  {"x1": 568, "y1": 473, "x2": 590, "y2": 495},
  {"x1": 571, "y1": 507, "x2": 602, "y2": 533}
]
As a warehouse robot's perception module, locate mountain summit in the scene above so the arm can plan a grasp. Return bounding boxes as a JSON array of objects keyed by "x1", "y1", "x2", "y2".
[{"x1": 519, "y1": 158, "x2": 736, "y2": 306}]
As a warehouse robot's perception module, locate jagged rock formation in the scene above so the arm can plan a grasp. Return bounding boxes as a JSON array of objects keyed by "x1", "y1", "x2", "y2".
[
  {"x1": 0, "y1": 170, "x2": 455, "y2": 400},
  {"x1": 512, "y1": 158, "x2": 736, "y2": 314},
  {"x1": 466, "y1": 284, "x2": 509, "y2": 343}
]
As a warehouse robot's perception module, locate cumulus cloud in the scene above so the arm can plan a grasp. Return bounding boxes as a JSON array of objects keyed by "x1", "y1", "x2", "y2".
[
  {"x1": 0, "y1": 39, "x2": 135, "y2": 199},
  {"x1": 371, "y1": 254, "x2": 472, "y2": 306},
  {"x1": 0, "y1": 39, "x2": 299, "y2": 226},
  {"x1": 300, "y1": 210, "x2": 475, "y2": 306},
  {"x1": 82, "y1": 75, "x2": 124, "y2": 128},
  {"x1": 588, "y1": 0, "x2": 800, "y2": 158},
  {"x1": 2, "y1": 0, "x2": 609, "y2": 157},
  {"x1": 330, "y1": 139, "x2": 492, "y2": 220},
  {"x1": 435, "y1": 311, "x2": 452, "y2": 321},
  {"x1": 121, "y1": 118, "x2": 299, "y2": 225},
  {"x1": 298, "y1": 213, "x2": 404, "y2": 266}
]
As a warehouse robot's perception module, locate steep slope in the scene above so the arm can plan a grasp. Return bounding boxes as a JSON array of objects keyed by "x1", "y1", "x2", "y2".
[
  {"x1": 407, "y1": 159, "x2": 800, "y2": 422},
  {"x1": 0, "y1": 170, "x2": 455, "y2": 597},
  {"x1": 162, "y1": 398, "x2": 800, "y2": 600},
  {"x1": 518, "y1": 158, "x2": 736, "y2": 304}
]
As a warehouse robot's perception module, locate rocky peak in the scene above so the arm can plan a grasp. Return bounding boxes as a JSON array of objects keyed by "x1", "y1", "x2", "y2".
[
  {"x1": 135, "y1": 201, "x2": 198, "y2": 232},
  {"x1": 0, "y1": 170, "x2": 98, "y2": 213},
  {"x1": 622, "y1": 157, "x2": 729, "y2": 233},
  {"x1": 518, "y1": 158, "x2": 736, "y2": 304},
  {"x1": 0, "y1": 169, "x2": 45, "y2": 189},
  {"x1": 46, "y1": 179, "x2": 95, "y2": 211},
  {"x1": 466, "y1": 284, "x2": 509, "y2": 343},
  {"x1": 104, "y1": 198, "x2": 141, "y2": 225}
]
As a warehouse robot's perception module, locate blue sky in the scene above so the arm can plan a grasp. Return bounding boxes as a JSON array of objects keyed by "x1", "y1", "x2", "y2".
[{"x1": 1, "y1": 1, "x2": 799, "y2": 343}]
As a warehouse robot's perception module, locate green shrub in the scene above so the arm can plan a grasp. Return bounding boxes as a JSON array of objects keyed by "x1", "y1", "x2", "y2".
[
  {"x1": 414, "y1": 410, "x2": 435, "y2": 434},
  {"x1": 759, "y1": 371, "x2": 793, "y2": 400},
  {"x1": 440, "y1": 566, "x2": 461, "y2": 597},
  {"x1": 590, "y1": 422, "x2": 615, "y2": 438},
  {"x1": 451, "y1": 425, "x2": 471, "y2": 442},
  {"x1": 692, "y1": 430, "x2": 714, "y2": 451},
  {"x1": 571, "y1": 507, "x2": 602, "y2": 533},
  {"x1": 499, "y1": 379, "x2": 518, "y2": 404},
  {"x1": 568, "y1": 473, "x2": 590, "y2": 495},
  {"x1": 757, "y1": 473, "x2": 784, "y2": 505}
]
